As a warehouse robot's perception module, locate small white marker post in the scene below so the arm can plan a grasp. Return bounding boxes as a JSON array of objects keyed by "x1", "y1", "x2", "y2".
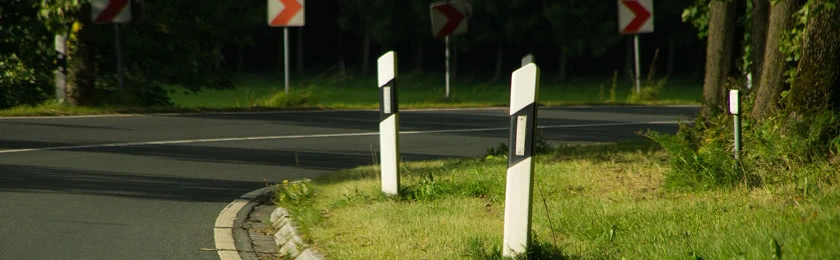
[
  {"x1": 729, "y1": 89, "x2": 741, "y2": 161},
  {"x1": 378, "y1": 51, "x2": 400, "y2": 195},
  {"x1": 503, "y1": 63, "x2": 540, "y2": 257}
]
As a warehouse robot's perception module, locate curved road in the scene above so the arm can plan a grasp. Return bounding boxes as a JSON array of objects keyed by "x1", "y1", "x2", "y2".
[{"x1": 0, "y1": 106, "x2": 696, "y2": 260}]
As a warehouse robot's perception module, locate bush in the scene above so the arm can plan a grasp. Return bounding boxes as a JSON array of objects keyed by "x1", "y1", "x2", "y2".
[{"x1": 645, "y1": 110, "x2": 840, "y2": 191}]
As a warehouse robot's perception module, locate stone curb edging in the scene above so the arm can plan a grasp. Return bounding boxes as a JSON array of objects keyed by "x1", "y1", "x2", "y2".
[
  {"x1": 268, "y1": 207, "x2": 324, "y2": 260},
  {"x1": 216, "y1": 184, "x2": 324, "y2": 260}
]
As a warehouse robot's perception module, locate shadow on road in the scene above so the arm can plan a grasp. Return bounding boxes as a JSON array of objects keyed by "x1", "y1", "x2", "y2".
[{"x1": 0, "y1": 164, "x2": 265, "y2": 202}]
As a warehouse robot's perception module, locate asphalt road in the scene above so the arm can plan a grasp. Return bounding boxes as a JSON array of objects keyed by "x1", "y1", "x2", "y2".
[{"x1": 0, "y1": 106, "x2": 696, "y2": 260}]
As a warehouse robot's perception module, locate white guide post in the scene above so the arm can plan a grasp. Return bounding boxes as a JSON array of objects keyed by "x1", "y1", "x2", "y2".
[
  {"x1": 729, "y1": 89, "x2": 741, "y2": 161},
  {"x1": 503, "y1": 63, "x2": 540, "y2": 257},
  {"x1": 378, "y1": 51, "x2": 400, "y2": 195}
]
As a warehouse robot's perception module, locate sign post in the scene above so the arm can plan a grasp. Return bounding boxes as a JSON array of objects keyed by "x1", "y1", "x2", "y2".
[
  {"x1": 430, "y1": 1, "x2": 469, "y2": 99},
  {"x1": 729, "y1": 90, "x2": 741, "y2": 161},
  {"x1": 618, "y1": 0, "x2": 653, "y2": 94},
  {"x1": 92, "y1": 0, "x2": 131, "y2": 90},
  {"x1": 268, "y1": 0, "x2": 305, "y2": 94},
  {"x1": 378, "y1": 51, "x2": 400, "y2": 196},
  {"x1": 503, "y1": 63, "x2": 539, "y2": 258}
]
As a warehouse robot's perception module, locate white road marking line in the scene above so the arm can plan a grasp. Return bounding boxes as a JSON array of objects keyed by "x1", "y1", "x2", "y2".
[{"x1": 0, "y1": 120, "x2": 691, "y2": 154}]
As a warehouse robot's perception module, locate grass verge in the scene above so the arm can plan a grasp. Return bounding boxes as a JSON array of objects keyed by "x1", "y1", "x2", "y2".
[{"x1": 275, "y1": 140, "x2": 840, "y2": 259}]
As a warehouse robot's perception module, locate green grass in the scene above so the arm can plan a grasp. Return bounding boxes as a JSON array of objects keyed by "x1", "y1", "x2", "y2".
[
  {"x1": 0, "y1": 73, "x2": 700, "y2": 116},
  {"x1": 170, "y1": 73, "x2": 702, "y2": 110},
  {"x1": 276, "y1": 141, "x2": 840, "y2": 259}
]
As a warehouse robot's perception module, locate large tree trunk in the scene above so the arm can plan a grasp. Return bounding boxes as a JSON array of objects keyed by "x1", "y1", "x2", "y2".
[
  {"x1": 337, "y1": 30, "x2": 346, "y2": 76},
  {"x1": 625, "y1": 38, "x2": 634, "y2": 81},
  {"x1": 413, "y1": 41, "x2": 424, "y2": 73},
  {"x1": 787, "y1": 0, "x2": 840, "y2": 114},
  {"x1": 701, "y1": 0, "x2": 737, "y2": 117},
  {"x1": 68, "y1": 8, "x2": 96, "y2": 106},
  {"x1": 493, "y1": 43, "x2": 503, "y2": 81},
  {"x1": 559, "y1": 50, "x2": 568, "y2": 82},
  {"x1": 297, "y1": 28, "x2": 304, "y2": 75},
  {"x1": 361, "y1": 17, "x2": 372, "y2": 75},
  {"x1": 752, "y1": 0, "x2": 801, "y2": 120},
  {"x1": 666, "y1": 38, "x2": 675, "y2": 77},
  {"x1": 751, "y1": 0, "x2": 770, "y2": 90}
]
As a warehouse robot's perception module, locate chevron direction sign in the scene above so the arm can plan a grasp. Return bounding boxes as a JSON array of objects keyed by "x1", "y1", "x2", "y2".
[
  {"x1": 92, "y1": 0, "x2": 131, "y2": 23},
  {"x1": 268, "y1": 0, "x2": 304, "y2": 27},
  {"x1": 618, "y1": 0, "x2": 653, "y2": 34},
  {"x1": 430, "y1": 1, "x2": 469, "y2": 38}
]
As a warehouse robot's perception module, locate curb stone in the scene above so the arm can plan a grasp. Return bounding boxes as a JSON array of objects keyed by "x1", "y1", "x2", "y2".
[{"x1": 236, "y1": 184, "x2": 325, "y2": 260}]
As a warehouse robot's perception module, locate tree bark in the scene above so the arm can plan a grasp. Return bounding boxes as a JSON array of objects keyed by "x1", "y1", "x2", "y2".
[
  {"x1": 787, "y1": 0, "x2": 840, "y2": 114},
  {"x1": 625, "y1": 38, "x2": 634, "y2": 81},
  {"x1": 752, "y1": 0, "x2": 801, "y2": 120},
  {"x1": 297, "y1": 28, "x2": 304, "y2": 75},
  {"x1": 666, "y1": 38, "x2": 675, "y2": 77},
  {"x1": 67, "y1": 8, "x2": 96, "y2": 106},
  {"x1": 701, "y1": 0, "x2": 737, "y2": 117},
  {"x1": 413, "y1": 41, "x2": 424, "y2": 73},
  {"x1": 493, "y1": 43, "x2": 503, "y2": 81},
  {"x1": 361, "y1": 16, "x2": 372, "y2": 75},
  {"x1": 751, "y1": 0, "x2": 770, "y2": 90},
  {"x1": 337, "y1": 30, "x2": 346, "y2": 76},
  {"x1": 559, "y1": 50, "x2": 568, "y2": 82}
]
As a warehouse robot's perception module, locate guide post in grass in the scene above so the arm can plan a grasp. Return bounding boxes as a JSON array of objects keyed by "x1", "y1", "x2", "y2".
[
  {"x1": 503, "y1": 63, "x2": 540, "y2": 257},
  {"x1": 729, "y1": 89, "x2": 741, "y2": 161},
  {"x1": 378, "y1": 51, "x2": 400, "y2": 196}
]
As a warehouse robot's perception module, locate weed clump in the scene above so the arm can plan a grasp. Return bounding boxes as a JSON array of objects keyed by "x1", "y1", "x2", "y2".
[{"x1": 646, "y1": 110, "x2": 840, "y2": 191}]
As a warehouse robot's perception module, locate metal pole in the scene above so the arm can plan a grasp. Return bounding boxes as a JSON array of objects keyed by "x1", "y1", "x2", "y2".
[
  {"x1": 633, "y1": 34, "x2": 641, "y2": 94},
  {"x1": 284, "y1": 27, "x2": 290, "y2": 94},
  {"x1": 445, "y1": 36, "x2": 450, "y2": 99},
  {"x1": 115, "y1": 24, "x2": 124, "y2": 90}
]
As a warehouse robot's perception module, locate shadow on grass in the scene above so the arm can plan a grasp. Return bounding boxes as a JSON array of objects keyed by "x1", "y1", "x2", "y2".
[{"x1": 465, "y1": 237, "x2": 570, "y2": 260}]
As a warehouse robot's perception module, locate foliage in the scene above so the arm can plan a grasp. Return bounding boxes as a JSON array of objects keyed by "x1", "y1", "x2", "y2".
[
  {"x1": 0, "y1": 0, "x2": 55, "y2": 108},
  {"x1": 275, "y1": 179, "x2": 314, "y2": 206},
  {"x1": 263, "y1": 89, "x2": 313, "y2": 108},
  {"x1": 682, "y1": 0, "x2": 711, "y2": 38},
  {"x1": 646, "y1": 109, "x2": 840, "y2": 190}
]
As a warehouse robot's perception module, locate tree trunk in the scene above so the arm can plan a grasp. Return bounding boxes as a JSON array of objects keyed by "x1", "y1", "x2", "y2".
[
  {"x1": 625, "y1": 38, "x2": 634, "y2": 81},
  {"x1": 337, "y1": 30, "x2": 346, "y2": 76},
  {"x1": 361, "y1": 17, "x2": 372, "y2": 75},
  {"x1": 68, "y1": 9, "x2": 96, "y2": 106},
  {"x1": 787, "y1": 0, "x2": 840, "y2": 114},
  {"x1": 666, "y1": 38, "x2": 675, "y2": 77},
  {"x1": 493, "y1": 43, "x2": 503, "y2": 81},
  {"x1": 214, "y1": 42, "x2": 223, "y2": 70},
  {"x1": 751, "y1": 0, "x2": 770, "y2": 90},
  {"x1": 297, "y1": 28, "x2": 304, "y2": 75},
  {"x1": 752, "y1": 0, "x2": 800, "y2": 120},
  {"x1": 701, "y1": 0, "x2": 737, "y2": 117},
  {"x1": 236, "y1": 43, "x2": 244, "y2": 72},
  {"x1": 559, "y1": 50, "x2": 568, "y2": 82},
  {"x1": 413, "y1": 41, "x2": 424, "y2": 73},
  {"x1": 452, "y1": 45, "x2": 459, "y2": 77}
]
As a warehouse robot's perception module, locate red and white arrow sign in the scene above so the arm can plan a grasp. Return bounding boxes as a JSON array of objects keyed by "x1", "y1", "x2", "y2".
[
  {"x1": 430, "y1": 1, "x2": 469, "y2": 38},
  {"x1": 92, "y1": 0, "x2": 131, "y2": 24},
  {"x1": 618, "y1": 0, "x2": 653, "y2": 34},
  {"x1": 268, "y1": 0, "x2": 304, "y2": 27}
]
